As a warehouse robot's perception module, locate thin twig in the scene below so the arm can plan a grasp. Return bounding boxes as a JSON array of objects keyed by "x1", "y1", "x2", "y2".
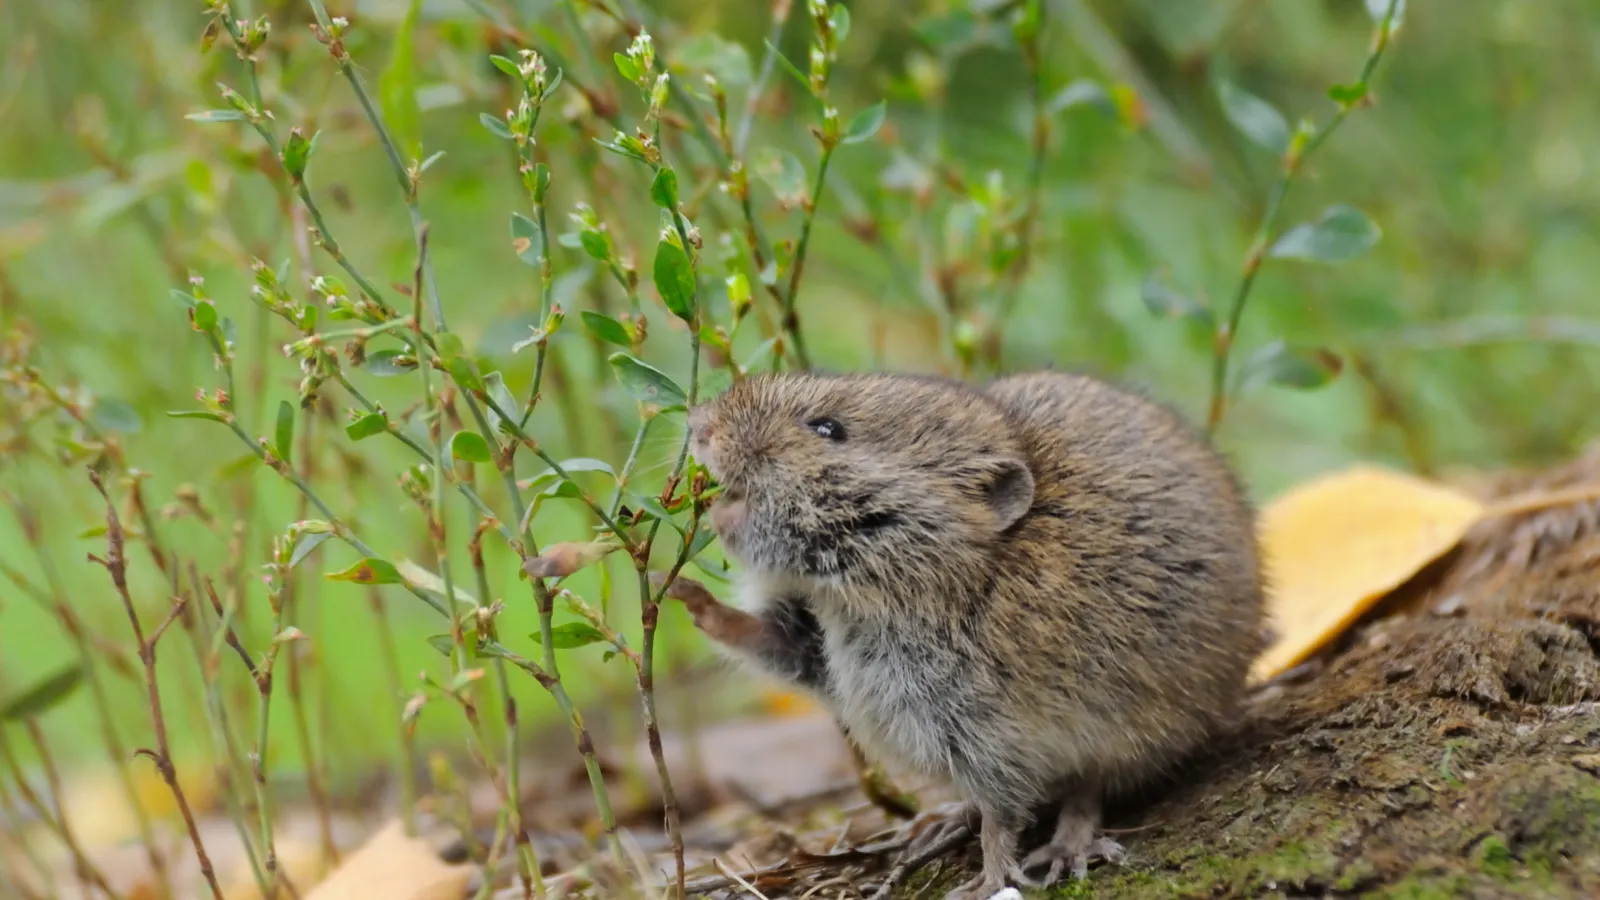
[{"x1": 86, "y1": 470, "x2": 225, "y2": 900}]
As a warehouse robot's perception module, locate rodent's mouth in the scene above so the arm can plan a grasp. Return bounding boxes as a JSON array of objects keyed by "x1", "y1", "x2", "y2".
[{"x1": 707, "y1": 488, "x2": 748, "y2": 558}]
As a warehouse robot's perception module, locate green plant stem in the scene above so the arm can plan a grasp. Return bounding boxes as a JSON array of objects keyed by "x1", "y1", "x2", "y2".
[
  {"x1": 778, "y1": 145, "x2": 835, "y2": 368},
  {"x1": 736, "y1": 0, "x2": 796, "y2": 158},
  {"x1": 1205, "y1": 0, "x2": 1401, "y2": 435},
  {"x1": 607, "y1": 417, "x2": 654, "y2": 515},
  {"x1": 984, "y1": 3, "x2": 1050, "y2": 367}
]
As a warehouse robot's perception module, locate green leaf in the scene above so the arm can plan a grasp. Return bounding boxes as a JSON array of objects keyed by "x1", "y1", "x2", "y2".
[
  {"x1": 489, "y1": 54, "x2": 521, "y2": 79},
  {"x1": 186, "y1": 109, "x2": 246, "y2": 123},
  {"x1": 1326, "y1": 82, "x2": 1368, "y2": 106},
  {"x1": 275, "y1": 401, "x2": 296, "y2": 463},
  {"x1": 841, "y1": 101, "x2": 887, "y2": 145},
  {"x1": 629, "y1": 493, "x2": 680, "y2": 531},
  {"x1": 1237, "y1": 341, "x2": 1345, "y2": 393},
  {"x1": 345, "y1": 412, "x2": 389, "y2": 441},
  {"x1": 1048, "y1": 79, "x2": 1116, "y2": 117},
  {"x1": 650, "y1": 167, "x2": 680, "y2": 210},
  {"x1": 193, "y1": 300, "x2": 218, "y2": 332},
  {"x1": 609, "y1": 353, "x2": 688, "y2": 411},
  {"x1": 425, "y1": 633, "x2": 484, "y2": 658},
  {"x1": 92, "y1": 398, "x2": 144, "y2": 435},
  {"x1": 763, "y1": 39, "x2": 812, "y2": 93},
  {"x1": 380, "y1": 0, "x2": 424, "y2": 161},
  {"x1": 754, "y1": 148, "x2": 808, "y2": 205},
  {"x1": 613, "y1": 52, "x2": 641, "y2": 83},
  {"x1": 578, "y1": 230, "x2": 611, "y2": 262},
  {"x1": 686, "y1": 524, "x2": 718, "y2": 561},
  {"x1": 365, "y1": 350, "x2": 415, "y2": 376},
  {"x1": 1366, "y1": 0, "x2": 1405, "y2": 26},
  {"x1": 830, "y1": 3, "x2": 852, "y2": 41},
  {"x1": 653, "y1": 239, "x2": 696, "y2": 321},
  {"x1": 281, "y1": 128, "x2": 316, "y2": 181},
  {"x1": 1216, "y1": 80, "x2": 1290, "y2": 154},
  {"x1": 1139, "y1": 274, "x2": 1213, "y2": 325},
  {"x1": 289, "y1": 532, "x2": 334, "y2": 569},
  {"x1": 483, "y1": 371, "x2": 519, "y2": 434},
  {"x1": 167, "y1": 410, "x2": 227, "y2": 423},
  {"x1": 1268, "y1": 204, "x2": 1382, "y2": 264},
  {"x1": 671, "y1": 33, "x2": 753, "y2": 87},
  {"x1": 450, "y1": 430, "x2": 493, "y2": 463},
  {"x1": 581, "y1": 311, "x2": 632, "y2": 348},
  {"x1": 480, "y1": 113, "x2": 512, "y2": 140},
  {"x1": 529, "y1": 623, "x2": 607, "y2": 649},
  {"x1": 518, "y1": 457, "x2": 617, "y2": 492},
  {"x1": 543, "y1": 69, "x2": 564, "y2": 102},
  {"x1": 436, "y1": 332, "x2": 467, "y2": 364},
  {"x1": 325, "y1": 557, "x2": 404, "y2": 585},
  {"x1": 510, "y1": 212, "x2": 542, "y2": 266},
  {"x1": 1, "y1": 665, "x2": 85, "y2": 722},
  {"x1": 741, "y1": 337, "x2": 782, "y2": 373}
]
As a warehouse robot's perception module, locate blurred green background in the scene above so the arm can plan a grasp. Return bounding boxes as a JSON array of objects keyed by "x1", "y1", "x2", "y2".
[{"x1": 2, "y1": 0, "x2": 1598, "y2": 794}]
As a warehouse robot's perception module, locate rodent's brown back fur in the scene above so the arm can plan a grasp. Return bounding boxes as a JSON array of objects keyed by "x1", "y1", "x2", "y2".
[
  {"x1": 979, "y1": 371, "x2": 1264, "y2": 792},
  {"x1": 689, "y1": 368, "x2": 1266, "y2": 820}
]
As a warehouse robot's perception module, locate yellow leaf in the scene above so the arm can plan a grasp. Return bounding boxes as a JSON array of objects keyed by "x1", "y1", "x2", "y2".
[
  {"x1": 759, "y1": 690, "x2": 818, "y2": 718},
  {"x1": 1251, "y1": 464, "x2": 1486, "y2": 682},
  {"x1": 304, "y1": 819, "x2": 469, "y2": 900}
]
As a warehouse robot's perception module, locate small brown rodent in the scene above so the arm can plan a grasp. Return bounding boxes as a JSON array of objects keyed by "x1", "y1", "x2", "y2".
[{"x1": 675, "y1": 370, "x2": 1265, "y2": 898}]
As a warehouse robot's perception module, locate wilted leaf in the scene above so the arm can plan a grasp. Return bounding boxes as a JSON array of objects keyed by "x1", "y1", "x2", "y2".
[
  {"x1": 91, "y1": 398, "x2": 143, "y2": 435},
  {"x1": 653, "y1": 239, "x2": 696, "y2": 321},
  {"x1": 1216, "y1": 79, "x2": 1290, "y2": 154},
  {"x1": 380, "y1": 0, "x2": 424, "y2": 160},
  {"x1": 302, "y1": 818, "x2": 471, "y2": 900},
  {"x1": 841, "y1": 101, "x2": 887, "y2": 145},
  {"x1": 450, "y1": 430, "x2": 493, "y2": 463},
  {"x1": 609, "y1": 353, "x2": 688, "y2": 410},
  {"x1": 529, "y1": 622, "x2": 608, "y2": 649},
  {"x1": 1252, "y1": 465, "x2": 1485, "y2": 681},
  {"x1": 275, "y1": 400, "x2": 295, "y2": 463},
  {"x1": 510, "y1": 213, "x2": 542, "y2": 266},
  {"x1": 1237, "y1": 341, "x2": 1345, "y2": 392},
  {"x1": 1269, "y1": 204, "x2": 1382, "y2": 264},
  {"x1": 396, "y1": 559, "x2": 479, "y2": 607},
  {"x1": 325, "y1": 558, "x2": 404, "y2": 585},
  {"x1": 1, "y1": 665, "x2": 85, "y2": 721},
  {"x1": 523, "y1": 539, "x2": 623, "y2": 579},
  {"x1": 581, "y1": 311, "x2": 632, "y2": 348}
]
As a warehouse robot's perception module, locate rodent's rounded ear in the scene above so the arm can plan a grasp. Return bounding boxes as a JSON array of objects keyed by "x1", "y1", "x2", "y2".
[{"x1": 985, "y1": 457, "x2": 1035, "y2": 532}]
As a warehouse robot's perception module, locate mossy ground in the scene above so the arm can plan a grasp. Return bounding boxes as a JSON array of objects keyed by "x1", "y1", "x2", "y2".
[{"x1": 896, "y1": 590, "x2": 1600, "y2": 898}]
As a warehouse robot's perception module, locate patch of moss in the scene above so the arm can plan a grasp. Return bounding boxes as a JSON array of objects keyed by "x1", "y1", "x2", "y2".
[{"x1": 1476, "y1": 834, "x2": 1515, "y2": 881}]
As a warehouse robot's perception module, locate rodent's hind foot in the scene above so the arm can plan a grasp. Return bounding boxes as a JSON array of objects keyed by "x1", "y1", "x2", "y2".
[
  {"x1": 941, "y1": 866, "x2": 1029, "y2": 900},
  {"x1": 905, "y1": 800, "x2": 977, "y2": 857},
  {"x1": 1019, "y1": 833, "x2": 1126, "y2": 884}
]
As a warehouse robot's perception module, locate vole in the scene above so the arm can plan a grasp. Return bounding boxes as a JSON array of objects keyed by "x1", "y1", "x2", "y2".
[{"x1": 673, "y1": 370, "x2": 1266, "y2": 898}]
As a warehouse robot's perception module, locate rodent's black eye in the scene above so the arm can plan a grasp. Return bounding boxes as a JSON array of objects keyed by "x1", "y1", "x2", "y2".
[{"x1": 806, "y1": 417, "x2": 846, "y2": 442}]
